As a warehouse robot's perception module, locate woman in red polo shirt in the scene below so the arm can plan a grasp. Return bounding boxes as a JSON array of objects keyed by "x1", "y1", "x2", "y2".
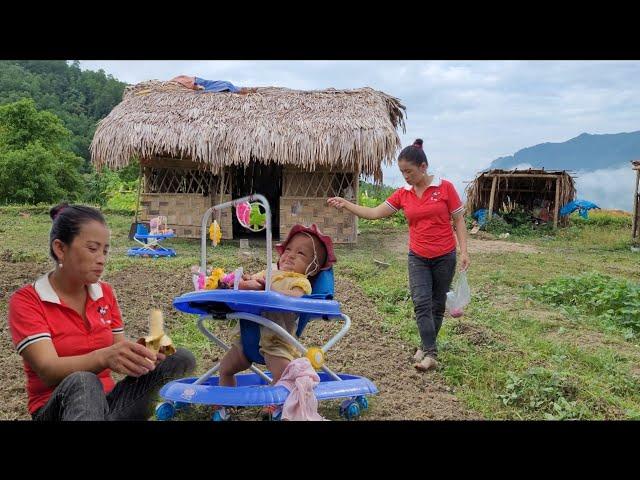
[
  {"x1": 8, "y1": 203, "x2": 195, "y2": 420},
  {"x1": 328, "y1": 139, "x2": 470, "y2": 372}
]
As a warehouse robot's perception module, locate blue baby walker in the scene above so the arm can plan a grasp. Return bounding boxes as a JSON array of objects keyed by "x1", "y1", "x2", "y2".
[
  {"x1": 156, "y1": 194, "x2": 377, "y2": 421},
  {"x1": 127, "y1": 222, "x2": 177, "y2": 258}
]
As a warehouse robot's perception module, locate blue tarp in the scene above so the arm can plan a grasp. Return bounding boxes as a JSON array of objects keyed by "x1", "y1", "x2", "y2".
[
  {"x1": 559, "y1": 199, "x2": 600, "y2": 219},
  {"x1": 472, "y1": 209, "x2": 489, "y2": 226},
  {"x1": 194, "y1": 78, "x2": 240, "y2": 93}
]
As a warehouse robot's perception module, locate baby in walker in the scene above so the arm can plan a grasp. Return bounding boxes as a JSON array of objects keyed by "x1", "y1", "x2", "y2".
[{"x1": 216, "y1": 224, "x2": 336, "y2": 420}]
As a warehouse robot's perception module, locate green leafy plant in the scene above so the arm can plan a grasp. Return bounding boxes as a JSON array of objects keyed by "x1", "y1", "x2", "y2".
[
  {"x1": 496, "y1": 368, "x2": 585, "y2": 419},
  {"x1": 484, "y1": 215, "x2": 512, "y2": 234},
  {"x1": 526, "y1": 272, "x2": 640, "y2": 334},
  {"x1": 358, "y1": 181, "x2": 406, "y2": 227}
]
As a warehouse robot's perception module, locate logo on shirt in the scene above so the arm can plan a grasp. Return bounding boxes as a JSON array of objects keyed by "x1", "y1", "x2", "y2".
[
  {"x1": 430, "y1": 190, "x2": 441, "y2": 201},
  {"x1": 98, "y1": 305, "x2": 111, "y2": 325}
]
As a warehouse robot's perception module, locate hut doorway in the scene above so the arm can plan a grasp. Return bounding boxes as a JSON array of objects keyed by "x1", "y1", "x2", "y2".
[{"x1": 232, "y1": 162, "x2": 283, "y2": 240}]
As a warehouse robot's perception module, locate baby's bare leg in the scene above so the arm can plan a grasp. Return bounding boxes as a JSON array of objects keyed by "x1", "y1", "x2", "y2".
[
  {"x1": 219, "y1": 345, "x2": 250, "y2": 387},
  {"x1": 264, "y1": 354, "x2": 291, "y2": 384}
]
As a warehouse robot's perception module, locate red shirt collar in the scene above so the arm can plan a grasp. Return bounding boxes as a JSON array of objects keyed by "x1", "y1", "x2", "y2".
[
  {"x1": 404, "y1": 174, "x2": 442, "y2": 191},
  {"x1": 33, "y1": 272, "x2": 104, "y2": 304}
]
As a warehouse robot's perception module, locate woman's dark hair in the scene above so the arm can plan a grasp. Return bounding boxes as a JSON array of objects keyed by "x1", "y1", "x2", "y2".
[
  {"x1": 398, "y1": 138, "x2": 428, "y2": 167},
  {"x1": 49, "y1": 203, "x2": 107, "y2": 261}
]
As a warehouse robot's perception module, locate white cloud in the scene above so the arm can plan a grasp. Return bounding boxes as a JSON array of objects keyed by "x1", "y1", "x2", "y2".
[{"x1": 574, "y1": 167, "x2": 636, "y2": 212}]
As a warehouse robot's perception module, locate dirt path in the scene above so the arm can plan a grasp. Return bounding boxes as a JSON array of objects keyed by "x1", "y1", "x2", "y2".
[
  {"x1": 0, "y1": 262, "x2": 478, "y2": 420},
  {"x1": 322, "y1": 276, "x2": 479, "y2": 419},
  {"x1": 386, "y1": 232, "x2": 541, "y2": 255}
]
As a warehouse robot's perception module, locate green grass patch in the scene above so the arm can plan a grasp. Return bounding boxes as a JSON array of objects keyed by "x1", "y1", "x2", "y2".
[{"x1": 525, "y1": 271, "x2": 640, "y2": 337}]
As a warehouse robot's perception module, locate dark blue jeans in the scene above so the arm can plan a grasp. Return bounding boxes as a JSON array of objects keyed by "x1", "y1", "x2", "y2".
[
  {"x1": 408, "y1": 250, "x2": 457, "y2": 358},
  {"x1": 32, "y1": 348, "x2": 196, "y2": 421}
]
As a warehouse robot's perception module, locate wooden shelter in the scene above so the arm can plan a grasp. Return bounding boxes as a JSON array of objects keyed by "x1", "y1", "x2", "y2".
[
  {"x1": 465, "y1": 169, "x2": 577, "y2": 228},
  {"x1": 633, "y1": 160, "x2": 640, "y2": 240},
  {"x1": 90, "y1": 80, "x2": 405, "y2": 242}
]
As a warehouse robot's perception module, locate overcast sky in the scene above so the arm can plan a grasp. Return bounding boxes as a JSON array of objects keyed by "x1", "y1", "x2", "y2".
[{"x1": 77, "y1": 60, "x2": 640, "y2": 211}]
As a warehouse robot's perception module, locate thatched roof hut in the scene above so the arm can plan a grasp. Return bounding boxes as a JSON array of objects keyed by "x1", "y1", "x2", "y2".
[
  {"x1": 632, "y1": 160, "x2": 640, "y2": 240},
  {"x1": 90, "y1": 80, "x2": 406, "y2": 242},
  {"x1": 465, "y1": 168, "x2": 577, "y2": 228}
]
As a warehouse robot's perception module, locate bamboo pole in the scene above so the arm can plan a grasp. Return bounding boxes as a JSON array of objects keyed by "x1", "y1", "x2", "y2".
[
  {"x1": 214, "y1": 168, "x2": 226, "y2": 238},
  {"x1": 484, "y1": 174, "x2": 568, "y2": 179},
  {"x1": 633, "y1": 169, "x2": 639, "y2": 240},
  {"x1": 487, "y1": 176, "x2": 498, "y2": 220},
  {"x1": 134, "y1": 161, "x2": 143, "y2": 224},
  {"x1": 554, "y1": 175, "x2": 561, "y2": 229},
  {"x1": 354, "y1": 166, "x2": 360, "y2": 242}
]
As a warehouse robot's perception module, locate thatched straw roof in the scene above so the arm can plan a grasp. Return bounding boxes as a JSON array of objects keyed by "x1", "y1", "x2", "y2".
[{"x1": 90, "y1": 80, "x2": 406, "y2": 181}]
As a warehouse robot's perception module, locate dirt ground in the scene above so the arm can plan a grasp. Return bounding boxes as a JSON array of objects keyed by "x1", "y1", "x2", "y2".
[
  {"x1": 0, "y1": 260, "x2": 479, "y2": 420},
  {"x1": 387, "y1": 232, "x2": 541, "y2": 255}
]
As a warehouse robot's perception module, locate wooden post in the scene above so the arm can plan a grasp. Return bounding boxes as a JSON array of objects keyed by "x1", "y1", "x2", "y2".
[
  {"x1": 353, "y1": 166, "x2": 360, "y2": 243},
  {"x1": 487, "y1": 176, "x2": 498, "y2": 220},
  {"x1": 553, "y1": 175, "x2": 561, "y2": 229},
  {"x1": 134, "y1": 161, "x2": 143, "y2": 224},
  {"x1": 215, "y1": 168, "x2": 225, "y2": 238},
  {"x1": 217, "y1": 168, "x2": 225, "y2": 216},
  {"x1": 633, "y1": 169, "x2": 639, "y2": 240}
]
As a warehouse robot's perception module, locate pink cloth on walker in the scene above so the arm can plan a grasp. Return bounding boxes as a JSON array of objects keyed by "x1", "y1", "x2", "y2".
[{"x1": 276, "y1": 357, "x2": 325, "y2": 421}]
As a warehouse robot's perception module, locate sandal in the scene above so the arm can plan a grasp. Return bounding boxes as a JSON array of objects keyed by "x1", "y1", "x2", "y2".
[{"x1": 414, "y1": 355, "x2": 438, "y2": 372}]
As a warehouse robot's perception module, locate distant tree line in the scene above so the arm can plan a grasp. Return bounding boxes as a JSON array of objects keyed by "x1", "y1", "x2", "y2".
[{"x1": 0, "y1": 60, "x2": 138, "y2": 207}]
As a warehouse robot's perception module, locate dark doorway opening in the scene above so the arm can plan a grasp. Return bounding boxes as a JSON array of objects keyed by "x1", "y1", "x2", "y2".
[{"x1": 231, "y1": 162, "x2": 282, "y2": 240}]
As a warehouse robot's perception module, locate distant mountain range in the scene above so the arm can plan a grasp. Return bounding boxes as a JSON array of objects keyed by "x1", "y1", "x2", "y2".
[{"x1": 489, "y1": 131, "x2": 640, "y2": 171}]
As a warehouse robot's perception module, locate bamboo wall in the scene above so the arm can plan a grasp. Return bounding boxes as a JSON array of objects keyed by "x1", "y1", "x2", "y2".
[
  {"x1": 139, "y1": 160, "x2": 359, "y2": 242},
  {"x1": 139, "y1": 193, "x2": 233, "y2": 239},
  {"x1": 280, "y1": 198, "x2": 357, "y2": 243},
  {"x1": 280, "y1": 167, "x2": 358, "y2": 243}
]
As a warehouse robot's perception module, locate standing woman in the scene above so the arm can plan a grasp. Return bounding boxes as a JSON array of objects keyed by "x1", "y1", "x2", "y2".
[
  {"x1": 7, "y1": 203, "x2": 196, "y2": 420},
  {"x1": 328, "y1": 139, "x2": 470, "y2": 371}
]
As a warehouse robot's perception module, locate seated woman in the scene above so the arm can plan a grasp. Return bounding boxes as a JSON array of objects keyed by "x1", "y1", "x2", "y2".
[{"x1": 7, "y1": 203, "x2": 196, "y2": 421}]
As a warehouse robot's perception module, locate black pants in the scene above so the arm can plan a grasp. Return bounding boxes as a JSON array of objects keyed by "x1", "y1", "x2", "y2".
[
  {"x1": 408, "y1": 250, "x2": 457, "y2": 358},
  {"x1": 32, "y1": 348, "x2": 196, "y2": 421}
]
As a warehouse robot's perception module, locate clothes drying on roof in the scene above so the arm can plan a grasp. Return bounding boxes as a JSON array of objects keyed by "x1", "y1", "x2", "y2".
[
  {"x1": 194, "y1": 77, "x2": 240, "y2": 93},
  {"x1": 170, "y1": 75, "x2": 198, "y2": 90},
  {"x1": 169, "y1": 76, "x2": 256, "y2": 94}
]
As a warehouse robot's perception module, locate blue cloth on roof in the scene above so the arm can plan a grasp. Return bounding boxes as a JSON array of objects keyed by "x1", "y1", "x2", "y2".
[
  {"x1": 194, "y1": 77, "x2": 240, "y2": 93},
  {"x1": 560, "y1": 199, "x2": 600, "y2": 219}
]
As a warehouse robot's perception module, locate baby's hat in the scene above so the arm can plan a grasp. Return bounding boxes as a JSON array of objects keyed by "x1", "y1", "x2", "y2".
[{"x1": 275, "y1": 223, "x2": 337, "y2": 271}]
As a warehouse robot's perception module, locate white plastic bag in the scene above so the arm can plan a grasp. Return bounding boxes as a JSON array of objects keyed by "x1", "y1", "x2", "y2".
[{"x1": 445, "y1": 271, "x2": 471, "y2": 318}]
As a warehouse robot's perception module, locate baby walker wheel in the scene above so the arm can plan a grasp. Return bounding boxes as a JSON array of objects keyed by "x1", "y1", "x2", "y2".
[
  {"x1": 356, "y1": 396, "x2": 369, "y2": 411},
  {"x1": 212, "y1": 410, "x2": 227, "y2": 422},
  {"x1": 212, "y1": 406, "x2": 233, "y2": 422},
  {"x1": 345, "y1": 402, "x2": 361, "y2": 420},
  {"x1": 339, "y1": 399, "x2": 361, "y2": 420},
  {"x1": 155, "y1": 401, "x2": 176, "y2": 421}
]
